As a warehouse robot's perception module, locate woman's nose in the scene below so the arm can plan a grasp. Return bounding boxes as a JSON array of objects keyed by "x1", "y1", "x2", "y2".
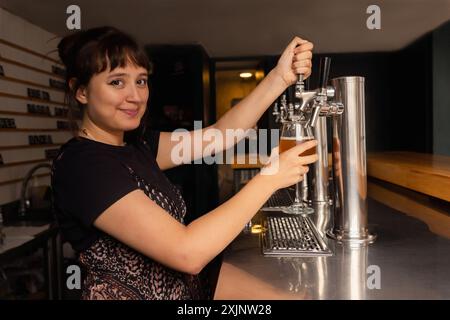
[{"x1": 126, "y1": 84, "x2": 145, "y2": 102}]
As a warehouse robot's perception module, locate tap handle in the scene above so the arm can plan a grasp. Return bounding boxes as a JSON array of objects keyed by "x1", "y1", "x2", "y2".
[
  {"x1": 304, "y1": 76, "x2": 310, "y2": 90},
  {"x1": 286, "y1": 85, "x2": 295, "y2": 104},
  {"x1": 318, "y1": 57, "x2": 331, "y2": 89}
]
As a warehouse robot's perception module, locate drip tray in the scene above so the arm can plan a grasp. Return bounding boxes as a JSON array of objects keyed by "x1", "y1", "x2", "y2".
[
  {"x1": 261, "y1": 189, "x2": 293, "y2": 211},
  {"x1": 261, "y1": 215, "x2": 332, "y2": 257}
]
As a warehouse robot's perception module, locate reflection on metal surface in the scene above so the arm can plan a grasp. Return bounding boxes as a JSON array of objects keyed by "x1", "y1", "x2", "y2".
[
  {"x1": 368, "y1": 181, "x2": 450, "y2": 239},
  {"x1": 336, "y1": 243, "x2": 369, "y2": 300},
  {"x1": 311, "y1": 116, "x2": 330, "y2": 203},
  {"x1": 277, "y1": 255, "x2": 329, "y2": 299},
  {"x1": 311, "y1": 202, "x2": 332, "y2": 237}
]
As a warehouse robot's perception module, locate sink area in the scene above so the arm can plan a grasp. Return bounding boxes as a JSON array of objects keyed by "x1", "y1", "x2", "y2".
[
  {"x1": 0, "y1": 224, "x2": 50, "y2": 254},
  {"x1": 3, "y1": 208, "x2": 53, "y2": 227},
  {"x1": 0, "y1": 163, "x2": 55, "y2": 227}
]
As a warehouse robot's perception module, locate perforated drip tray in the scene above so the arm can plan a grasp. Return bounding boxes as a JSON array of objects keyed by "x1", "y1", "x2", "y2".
[
  {"x1": 261, "y1": 188, "x2": 293, "y2": 211},
  {"x1": 261, "y1": 215, "x2": 332, "y2": 257}
]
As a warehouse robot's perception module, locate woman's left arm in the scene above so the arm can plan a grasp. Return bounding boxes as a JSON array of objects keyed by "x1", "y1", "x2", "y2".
[{"x1": 156, "y1": 37, "x2": 313, "y2": 170}]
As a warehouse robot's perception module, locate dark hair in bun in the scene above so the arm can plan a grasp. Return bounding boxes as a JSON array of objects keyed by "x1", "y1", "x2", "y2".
[{"x1": 57, "y1": 26, "x2": 150, "y2": 143}]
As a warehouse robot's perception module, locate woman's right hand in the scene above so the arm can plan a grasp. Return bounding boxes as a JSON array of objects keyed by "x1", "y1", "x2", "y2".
[{"x1": 259, "y1": 140, "x2": 319, "y2": 191}]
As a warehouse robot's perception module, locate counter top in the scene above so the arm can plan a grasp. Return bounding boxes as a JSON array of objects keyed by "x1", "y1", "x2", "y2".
[
  {"x1": 214, "y1": 180, "x2": 450, "y2": 300},
  {"x1": 0, "y1": 222, "x2": 57, "y2": 263},
  {"x1": 0, "y1": 225, "x2": 50, "y2": 252}
]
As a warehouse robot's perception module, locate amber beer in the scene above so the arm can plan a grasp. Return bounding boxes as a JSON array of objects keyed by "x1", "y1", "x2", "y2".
[{"x1": 279, "y1": 137, "x2": 316, "y2": 156}]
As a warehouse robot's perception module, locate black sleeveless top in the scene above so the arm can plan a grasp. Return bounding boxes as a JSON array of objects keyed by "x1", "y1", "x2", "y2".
[{"x1": 51, "y1": 131, "x2": 205, "y2": 299}]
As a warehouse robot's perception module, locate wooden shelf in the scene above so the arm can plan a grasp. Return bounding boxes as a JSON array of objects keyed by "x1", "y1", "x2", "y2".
[
  {"x1": 0, "y1": 38, "x2": 63, "y2": 66},
  {"x1": 0, "y1": 128, "x2": 70, "y2": 132},
  {"x1": 0, "y1": 110, "x2": 70, "y2": 120},
  {"x1": 0, "y1": 144, "x2": 63, "y2": 151},
  {"x1": 0, "y1": 39, "x2": 62, "y2": 189},
  {"x1": 0, "y1": 92, "x2": 66, "y2": 106},
  {"x1": 0, "y1": 75, "x2": 64, "y2": 92},
  {"x1": 0, "y1": 158, "x2": 51, "y2": 169},
  {"x1": 367, "y1": 151, "x2": 450, "y2": 202},
  {"x1": 0, "y1": 172, "x2": 50, "y2": 187},
  {"x1": 0, "y1": 56, "x2": 64, "y2": 80}
]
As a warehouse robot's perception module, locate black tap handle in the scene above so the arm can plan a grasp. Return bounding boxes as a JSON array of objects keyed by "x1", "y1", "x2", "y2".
[
  {"x1": 305, "y1": 77, "x2": 310, "y2": 91},
  {"x1": 286, "y1": 85, "x2": 295, "y2": 103},
  {"x1": 318, "y1": 57, "x2": 331, "y2": 88}
]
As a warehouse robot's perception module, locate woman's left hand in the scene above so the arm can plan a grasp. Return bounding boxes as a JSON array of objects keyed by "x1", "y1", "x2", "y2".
[{"x1": 273, "y1": 36, "x2": 314, "y2": 87}]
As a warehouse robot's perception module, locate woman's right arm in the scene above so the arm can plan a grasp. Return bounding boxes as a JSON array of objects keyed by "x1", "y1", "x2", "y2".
[{"x1": 94, "y1": 140, "x2": 318, "y2": 275}]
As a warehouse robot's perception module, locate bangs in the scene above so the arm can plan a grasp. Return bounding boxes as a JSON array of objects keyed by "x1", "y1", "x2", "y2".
[{"x1": 78, "y1": 32, "x2": 150, "y2": 78}]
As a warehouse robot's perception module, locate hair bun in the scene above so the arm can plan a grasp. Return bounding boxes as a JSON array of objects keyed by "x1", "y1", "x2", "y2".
[
  {"x1": 58, "y1": 27, "x2": 121, "y2": 69},
  {"x1": 57, "y1": 31, "x2": 84, "y2": 68}
]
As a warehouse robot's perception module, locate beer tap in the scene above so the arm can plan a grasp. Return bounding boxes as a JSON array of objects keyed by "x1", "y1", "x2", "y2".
[
  {"x1": 286, "y1": 85, "x2": 298, "y2": 121},
  {"x1": 309, "y1": 58, "x2": 344, "y2": 127},
  {"x1": 295, "y1": 75, "x2": 317, "y2": 113},
  {"x1": 272, "y1": 96, "x2": 281, "y2": 123},
  {"x1": 272, "y1": 57, "x2": 344, "y2": 204},
  {"x1": 280, "y1": 91, "x2": 288, "y2": 123}
]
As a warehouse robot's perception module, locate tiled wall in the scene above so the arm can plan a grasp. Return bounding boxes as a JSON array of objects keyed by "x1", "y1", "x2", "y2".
[{"x1": 0, "y1": 8, "x2": 73, "y2": 205}]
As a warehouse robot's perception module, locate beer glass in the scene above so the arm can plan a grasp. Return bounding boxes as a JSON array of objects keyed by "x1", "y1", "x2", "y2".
[{"x1": 279, "y1": 121, "x2": 315, "y2": 215}]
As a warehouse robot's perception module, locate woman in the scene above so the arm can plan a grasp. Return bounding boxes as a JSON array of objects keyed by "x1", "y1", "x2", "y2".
[{"x1": 51, "y1": 26, "x2": 317, "y2": 300}]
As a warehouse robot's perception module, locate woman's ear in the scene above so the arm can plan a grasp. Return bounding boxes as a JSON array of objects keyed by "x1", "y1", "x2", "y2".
[
  {"x1": 69, "y1": 78, "x2": 88, "y2": 105},
  {"x1": 74, "y1": 87, "x2": 88, "y2": 106},
  {"x1": 75, "y1": 86, "x2": 88, "y2": 105}
]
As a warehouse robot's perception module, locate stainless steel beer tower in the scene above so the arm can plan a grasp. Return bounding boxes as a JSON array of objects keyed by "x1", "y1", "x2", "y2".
[
  {"x1": 272, "y1": 57, "x2": 376, "y2": 245},
  {"x1": 327, "y1": 76, "x2": 376, "y2": 244}
]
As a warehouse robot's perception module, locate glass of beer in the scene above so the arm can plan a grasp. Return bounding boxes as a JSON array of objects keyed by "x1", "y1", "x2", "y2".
[{"x1": 279, "y1": 121, "x2": 316, "y2": 215}]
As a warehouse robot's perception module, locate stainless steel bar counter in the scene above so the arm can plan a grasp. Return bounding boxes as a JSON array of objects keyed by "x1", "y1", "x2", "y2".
[{"x1": 213, "y1": 180, "x2": 450, "y2": 300}]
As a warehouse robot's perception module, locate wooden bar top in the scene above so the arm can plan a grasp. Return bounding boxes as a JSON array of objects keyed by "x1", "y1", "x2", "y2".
[
  {"x1": 367, "y1": 151, "x2": 450, "y2": 202},
  {"x1": 230, "y1": 151, "x2": 450, "y2": 202}
]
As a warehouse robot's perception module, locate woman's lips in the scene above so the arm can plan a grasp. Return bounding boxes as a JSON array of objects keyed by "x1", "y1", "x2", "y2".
[{"x1": 120, "y1": 109, "x2": 139, "y2": 117}]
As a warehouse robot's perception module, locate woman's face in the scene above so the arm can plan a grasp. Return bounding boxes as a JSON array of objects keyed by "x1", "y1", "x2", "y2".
[{"x1": 81, "y1": 62, "x2": 149, "y2": 133}]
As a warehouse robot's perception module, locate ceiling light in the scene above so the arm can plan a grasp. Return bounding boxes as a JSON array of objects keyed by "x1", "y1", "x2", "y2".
[{"x1": 239, "y1": 72, "x2": 253, "y2": 79}]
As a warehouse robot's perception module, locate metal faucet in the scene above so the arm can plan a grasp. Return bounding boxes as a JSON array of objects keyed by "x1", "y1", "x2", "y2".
[
  {"x1": 275, "y1": 57, "x2": 343, "y2": 203},
  {"x1": 18, "y1": 163, "x2": 52, "y2": 218}
]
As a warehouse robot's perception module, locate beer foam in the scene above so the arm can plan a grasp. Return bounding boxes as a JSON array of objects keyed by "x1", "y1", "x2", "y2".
[{"x1": 280, "y1": 137, "x2": 313, "y2": 142}]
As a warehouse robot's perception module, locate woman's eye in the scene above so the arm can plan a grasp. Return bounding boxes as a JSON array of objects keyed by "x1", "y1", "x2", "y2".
[
  {"x1": 137, "y1": 79, "x2": 148, "y2": 86},
  {"x1": 109, "y1": 79, "x2": 124, "y2": 87}
]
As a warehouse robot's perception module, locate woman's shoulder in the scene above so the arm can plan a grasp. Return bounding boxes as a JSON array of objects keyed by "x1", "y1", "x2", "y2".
[
  {"x1": 55, "y1": 137, "x2": 100, "y2": 161},
  {"x1": 52, "y1": 137, "x2": 124, "y2": 175}
]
